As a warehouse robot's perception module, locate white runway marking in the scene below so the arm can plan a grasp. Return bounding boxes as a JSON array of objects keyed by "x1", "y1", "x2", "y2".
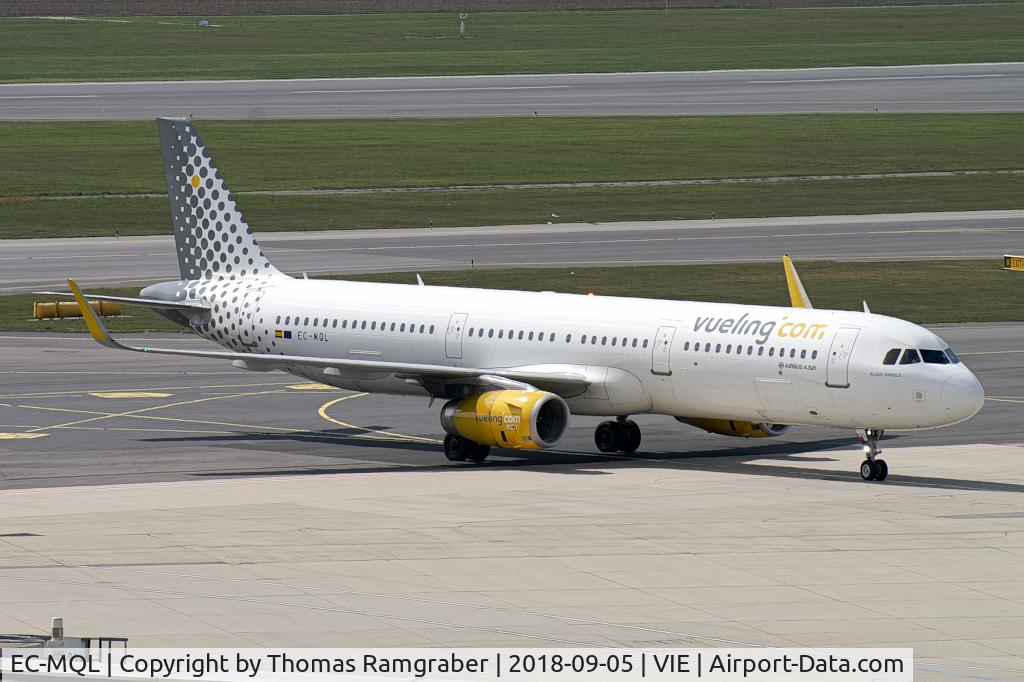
[
  {"x1": 0, "y1": 95, "x2": 99, "y2": 99},
  {"x1": 756, "y1": 74, "x2": 1006, "y2": 84},
  {"x1": 293, "y1": 85, "x2": 571, "y2": 94}
]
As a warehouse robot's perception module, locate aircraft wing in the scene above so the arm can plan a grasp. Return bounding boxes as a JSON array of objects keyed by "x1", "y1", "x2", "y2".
[
  {"x1": 34, "y1": 290, "x2": 211, "y2": 313},
  {"x1": 66, "y1": 279, "x2": 588, "y2": 397},
  {"x1": 782, "y1": 255, "x2": 813, "y2": 309}
]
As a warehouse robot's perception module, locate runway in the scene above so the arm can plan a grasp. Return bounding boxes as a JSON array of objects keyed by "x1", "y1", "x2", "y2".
[
  {"x1": 0, "y1": 322, "x2": 1021, "y2": 490},
  {"x1": 2, "y1": 63, "x2": 1023, "y2": 121},
  {"x1": 2, "y1": 209, "x2": 1021, "y2": 293}
]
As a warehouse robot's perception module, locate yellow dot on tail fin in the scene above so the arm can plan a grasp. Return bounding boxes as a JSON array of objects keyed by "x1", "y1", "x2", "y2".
[{"x1": 190, "y1": 175, "x2": 200, "y2": 188}]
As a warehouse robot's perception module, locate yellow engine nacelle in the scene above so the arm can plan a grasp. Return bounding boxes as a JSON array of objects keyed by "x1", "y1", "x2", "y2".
[
  {"x1": 676, "y1": 417, "x2": 790, "y2": 438},
  {"x1": 440, "y1": 390, "x2": 570, "y2": 450}
]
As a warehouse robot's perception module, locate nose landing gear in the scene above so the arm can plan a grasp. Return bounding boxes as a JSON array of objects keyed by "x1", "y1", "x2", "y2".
[
  {"x1": 594, "y1": 417, "x2": 642, "y2": 454},
  {"x1": 857, "y1": 428, "x2": 888, "y2": 481}
]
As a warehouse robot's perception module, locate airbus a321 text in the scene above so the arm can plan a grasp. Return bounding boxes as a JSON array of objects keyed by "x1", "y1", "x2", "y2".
[{"x1": 48, "y1": 118, "x2": 986, "y2": 481}]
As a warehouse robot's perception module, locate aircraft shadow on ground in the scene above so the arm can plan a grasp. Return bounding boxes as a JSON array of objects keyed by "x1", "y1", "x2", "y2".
[{"x1": 143, "y1": 429, "x2": 1024, "y2": 494}]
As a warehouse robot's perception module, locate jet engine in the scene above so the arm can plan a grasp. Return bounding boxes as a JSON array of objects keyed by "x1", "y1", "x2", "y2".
[
  {"x1": 440, "y1": 390, "x2": 570, "y2": 449},
  {"x1": 676, "y1": 417, "x2": 790, "y2": 438}
]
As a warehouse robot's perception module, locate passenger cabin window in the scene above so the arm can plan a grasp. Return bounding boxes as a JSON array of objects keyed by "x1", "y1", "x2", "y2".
[
  {"x1": 921, "y1": 349, "x2": 951, "y2": 364},
  {"x1": 900, "y1": 349, "x2": 922, "y2": 365}
]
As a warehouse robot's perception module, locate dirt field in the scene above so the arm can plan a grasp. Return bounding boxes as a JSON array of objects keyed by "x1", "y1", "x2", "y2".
[{"x1": 2, "y1": 0, "x2": 1014, "y2": 17}]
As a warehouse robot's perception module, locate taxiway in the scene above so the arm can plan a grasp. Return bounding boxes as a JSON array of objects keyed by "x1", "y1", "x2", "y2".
[
  {"x1": 2, "y1": 63, "x2": 1023, "y2": 121},
  {"x1": 2, "y1": 210, "x2": 1022, "y2": 293},
  {"x1": 0, "y1": 327, "x2": 1022, "y2": 679}
]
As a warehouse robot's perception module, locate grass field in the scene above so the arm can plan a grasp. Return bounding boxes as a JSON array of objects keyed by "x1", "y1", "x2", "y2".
[
  {"x1": 5, "y1": 174, "x2": 1023, "y2": 239},
  {"x1": 2, "y1": 115, "x2": 1022, "y2": 238},
  {"x1": 2, "y1": 6, "x2": 1023, "y2": 82},
  {"x1": 7, "y1": 259, "x2": 1019, "y2": 333}
]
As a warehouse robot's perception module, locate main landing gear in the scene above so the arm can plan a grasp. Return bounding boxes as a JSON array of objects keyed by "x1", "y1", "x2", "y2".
[
  {"x1": 857, "y1": 428, "x2": 888, "y2": 481},
  {"x1": 594, "y1": 417, "x2": 642, "y2": 454},
  {"x1": 443, "y1": 434, "x2": 491, "y2": 463}
]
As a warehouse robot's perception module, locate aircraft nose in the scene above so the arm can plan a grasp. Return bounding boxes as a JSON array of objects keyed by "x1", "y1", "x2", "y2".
[{"x1": 941, "y1": 371, "x2": 985, "y2": 423}]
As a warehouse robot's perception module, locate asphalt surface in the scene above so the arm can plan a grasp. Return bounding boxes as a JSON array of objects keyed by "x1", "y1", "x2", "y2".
[
  {"x1": 0, "y1": 322, "x2": 1020, "y2": 491},
  {"x1": 2, "y1": 209, "x2": 1022, "y2": 294},
  {"x1": 2, "y1": 63, "x2": 1023, "y2": 121}
]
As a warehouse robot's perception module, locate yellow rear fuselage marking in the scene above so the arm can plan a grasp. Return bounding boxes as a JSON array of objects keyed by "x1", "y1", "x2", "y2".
[{"x1": 318, "y1": 394, "x2": 442, "y2": 444}]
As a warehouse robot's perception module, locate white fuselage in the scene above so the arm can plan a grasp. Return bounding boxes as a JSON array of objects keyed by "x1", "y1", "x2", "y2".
[{"x1": 176, "y1": 277, "x2": 984, "y2": 432}]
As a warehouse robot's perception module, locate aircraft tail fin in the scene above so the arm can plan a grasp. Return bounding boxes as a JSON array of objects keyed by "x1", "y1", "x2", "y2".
[{"x1": 157, "y1": 117, "x2": 281, "y2": 282}]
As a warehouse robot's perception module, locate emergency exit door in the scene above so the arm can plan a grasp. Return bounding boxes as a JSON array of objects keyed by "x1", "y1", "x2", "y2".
[
  {"x1": 651, "y1": 325, "x2": 676, "y2": 376},
  {"x1": 445, "y1": 312, "x2": 468, "y2": 359}
]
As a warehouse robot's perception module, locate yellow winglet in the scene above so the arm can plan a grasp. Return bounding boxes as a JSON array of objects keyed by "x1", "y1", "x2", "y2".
[
  {"x1": 67, "y1": 278, "x2": 118, "y2": 348},
  {"x1": 782, "y1": 255, "x2": 813, "y2": 309}
]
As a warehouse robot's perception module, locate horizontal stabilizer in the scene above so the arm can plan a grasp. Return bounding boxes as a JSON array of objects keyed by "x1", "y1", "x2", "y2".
[{"x1": 35, "y1": 290, "x2": 210, "y2": 313}]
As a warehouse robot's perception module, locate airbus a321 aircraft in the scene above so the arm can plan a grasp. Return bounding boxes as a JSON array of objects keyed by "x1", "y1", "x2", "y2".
[{"x1": 54, "y1": 118, "x2": 985, "y2": 481}]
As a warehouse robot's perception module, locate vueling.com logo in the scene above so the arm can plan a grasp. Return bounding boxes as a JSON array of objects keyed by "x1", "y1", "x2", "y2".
[{"x1": 693, "y1": 313, "x2": 828, "y2": 345}]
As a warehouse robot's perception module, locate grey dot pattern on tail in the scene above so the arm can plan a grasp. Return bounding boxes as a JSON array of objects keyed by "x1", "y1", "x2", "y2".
[
  {"x1": 159, "y1": 118, "x2": 279, "y2": 283},
  {"x1": 157, "y1": 117, "x2": 286, "y2": 352}
]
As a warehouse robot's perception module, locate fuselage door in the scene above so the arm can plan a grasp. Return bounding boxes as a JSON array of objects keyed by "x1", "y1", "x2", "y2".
[
  {"x1": 651, "y1": 325, "x2": 676, "y2": 376},
  {"x1": 239, "y1": 286, "x2": 264, "y2": 347},
  {"x1": 826, "y1": 327, "x2": 861, "y2": 388},
  {"x1": 445, "y1": 312, "x2": 469, "y2": 359}
]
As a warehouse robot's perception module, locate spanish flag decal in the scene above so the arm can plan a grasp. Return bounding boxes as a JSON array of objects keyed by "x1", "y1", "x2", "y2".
[{"x1": 274, "y1": 330, "x2": 292, "y2": 339}]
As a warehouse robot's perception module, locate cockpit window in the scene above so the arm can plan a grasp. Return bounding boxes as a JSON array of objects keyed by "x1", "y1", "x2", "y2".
[
  {"x1": 921, "y1": 349, "x2": 950, "y2": 364},
  {"x1": 899, "y1": 349, "x2": 921, "y2": 365},
  {"x1": 882, "y1": 348, "x2": 901, "y2": 365},
  {"x1": 945, "y1": 348, "x2": 960, "y2": 364}
]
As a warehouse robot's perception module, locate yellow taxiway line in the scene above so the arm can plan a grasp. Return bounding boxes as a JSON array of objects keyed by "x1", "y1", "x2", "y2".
[{"x1": 317, "y1": 394, "x2": 441, "y2": 444}]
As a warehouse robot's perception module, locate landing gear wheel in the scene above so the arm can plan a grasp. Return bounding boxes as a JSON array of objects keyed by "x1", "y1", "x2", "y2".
[
  {"x1": 856, "y1": 428, "x2": 886, "y2": 481},
  {"x1": 620, "y1": 420, "x2": 642, "y2": 454},
  {"x1": 468, "y1": 443, "x2": 491, "y2": 463},
  {"x1": 594, "y1": 420, "x2": 623, "y2": 453},
  {"x1": 443, "y1": 434, "x2": 469, "y2": 462}
]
